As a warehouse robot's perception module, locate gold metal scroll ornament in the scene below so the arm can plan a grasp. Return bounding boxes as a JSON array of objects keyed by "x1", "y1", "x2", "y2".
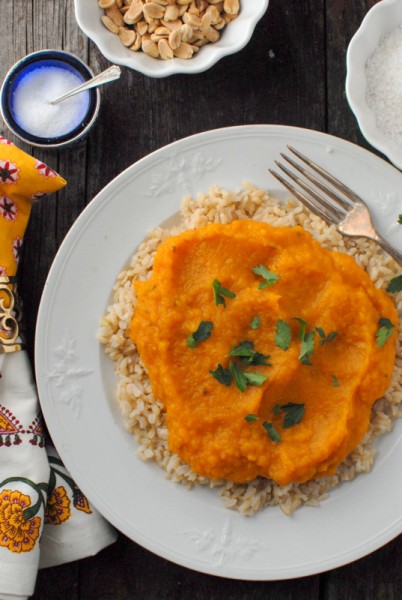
[{"x1": 0, "y1": 275, "x2": 24, "y2": 353}]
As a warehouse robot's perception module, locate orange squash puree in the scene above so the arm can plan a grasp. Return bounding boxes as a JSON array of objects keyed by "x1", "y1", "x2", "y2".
[{"x1": 130, "y1": 220, "x2": 397, "y2": 485}]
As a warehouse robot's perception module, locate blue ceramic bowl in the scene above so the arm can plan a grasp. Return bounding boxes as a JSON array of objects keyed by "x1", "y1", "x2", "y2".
[{"x1": 0, "y1": 50, "x2": 100, "y2": 149}]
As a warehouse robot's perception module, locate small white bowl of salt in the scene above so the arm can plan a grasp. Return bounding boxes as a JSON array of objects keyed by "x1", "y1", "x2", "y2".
[
  {"x1": 0, "y1": 50, "x2": 101, "y2": 149},
  {"x1": 346, "y1": 0, "x2": 402, "y2": 170}
]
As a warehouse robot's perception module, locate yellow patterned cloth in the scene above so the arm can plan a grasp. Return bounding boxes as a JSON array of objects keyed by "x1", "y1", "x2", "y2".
[
  {"x1": 0, "y1": 138, "x2": 116, "y2": 599},
  {"x1": 0, "y1": 135, "x2": 66, "y2": 278}
]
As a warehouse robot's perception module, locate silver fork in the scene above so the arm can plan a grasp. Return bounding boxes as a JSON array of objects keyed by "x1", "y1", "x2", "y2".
[{"x1": 269, "y1": 146, "x2": 402, "y2": 267}]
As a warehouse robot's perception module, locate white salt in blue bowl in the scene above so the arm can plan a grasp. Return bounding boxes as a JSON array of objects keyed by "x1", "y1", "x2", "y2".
[{"x1": 0, "y1": 50, "x2": 100, "y2": 149}]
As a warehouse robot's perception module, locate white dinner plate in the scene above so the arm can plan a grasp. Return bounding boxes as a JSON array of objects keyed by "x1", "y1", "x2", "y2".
[{"x1": 35, "y1": 125, "x2": 402, "y2": 580}]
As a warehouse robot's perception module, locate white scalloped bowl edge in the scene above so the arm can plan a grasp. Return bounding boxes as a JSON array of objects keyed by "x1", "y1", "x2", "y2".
[
  {"x1": 74, "y1": 0, "x2": 270, "y2": 77},
  {"x1": 346, "y1": 0, "x2": 402, "y2": 170}
]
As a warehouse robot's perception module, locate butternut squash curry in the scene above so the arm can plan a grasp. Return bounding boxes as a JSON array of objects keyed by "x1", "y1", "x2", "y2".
[{"x1": 130, "y1": 220, "x2": 397, "y2": 486}]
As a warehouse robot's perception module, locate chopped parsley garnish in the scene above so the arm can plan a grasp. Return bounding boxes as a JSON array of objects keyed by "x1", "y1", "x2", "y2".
[
  {"x1": 252, "y1": 264, "x2": 280, "y2": 289},
  {"x1": 275, "y1": 319, "x2": 291, "y2": 350},
  {"x1": 243, "y1": 371, "x2": 268, "y2": 386},
  {"x1": 248, "y1": 351, "x2": 271, "y2": 366},
  {"x1": 247, "y1": 403, "x2": 304, "y2": 439},
  {"x1": 250, "y1": 315, "x2": 261, "y2": 329},
  {"x1": 229, "y1": 361, "x2": 248, "y2": 392},
  {"x1": 386, "y1": 274, "x2": 402, "y2": 293},
  {"x1": 293, "y1": 318, "x2": 315, "y2": 365},
  {"x1": 244, "y1": 414, "x2": 259, "y2": 422},
  {"x1": 209, "y1": 364, "x2": 232, "y2": 386},
  {"x1": 187, "y1": 321, "x2": 214, "y2": 348},
  {"x1": 212, "y1": 278, "x2": 236, "y2": 307},
  {"x1": 227, "y1": 340, "x2": 271, "y2": 366},
  {"x1": 315, "y1": 327, "x2": 338, "y2": 346},
  {"x1": 398, "y1": 214, "x2": 402, "y2": 225},
  {"x1": 210, "y1": 360, "x2": 267, "y2": 392},
  {"x1": 228, "y1": 362, "x2": 268, "y2": 392},
  {"x1": 279, "y1": 402, "x2": 305, "y2": 429},
  {"x1": 263, "y1": 421, "x2": 281, "y2": 442},
  {"x1": 332, "y1": 374, "x2": 340, "y2": 387},
  {"x1": 227, "y1": 340, "x2": 254, "y2": 358},
  {"x1": 376, "y1": 317, "x2": 395, "y2": 348}
]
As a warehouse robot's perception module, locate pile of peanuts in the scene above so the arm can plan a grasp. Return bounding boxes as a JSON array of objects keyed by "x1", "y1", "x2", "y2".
[{"x1": 99, "y1": 0, "x2": 240, "y2": 60}]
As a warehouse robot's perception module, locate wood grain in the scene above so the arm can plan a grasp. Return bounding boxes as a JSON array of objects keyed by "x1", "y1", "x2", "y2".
[{"x1": 0, "y1": 1, "x2": 400, "y2": 598}]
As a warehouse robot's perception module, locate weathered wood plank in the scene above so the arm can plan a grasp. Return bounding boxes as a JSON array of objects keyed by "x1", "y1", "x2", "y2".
[
  {"x1": 30, "y1": 562, "x2": 80, "y2": 600},
  {"x1": 0, "y1": 0, "x2": 91, "y2": 349},
  {"x1": 84, "y1": 0, "x2": 326, "y2": 206},
  {"x1": 322, "y1": 535, "x2": 402, "y2": 600},
  {"x1": 1, "y1": 0, "x2": 400, "y2": 599},
  {"x1": 79, "y1": 533, "x2": 320, "y2": 600}
]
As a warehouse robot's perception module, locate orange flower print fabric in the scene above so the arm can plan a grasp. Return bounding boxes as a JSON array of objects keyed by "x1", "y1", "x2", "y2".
[
  {"x1": 0, "y1": 136, "x2": 66, "y2": 277},
  {"x1": 45, "y1": 486, "x2": 71, "y2": 525},
  {"x1": 73, "y1": 489, "x2": 92, "y2": 514},
  {"x1": 0, "y1": 489, "x2": 41, "y2": 553},
  {"x1": 45, "y1": 455, "x2": 92, "y2": 526}
]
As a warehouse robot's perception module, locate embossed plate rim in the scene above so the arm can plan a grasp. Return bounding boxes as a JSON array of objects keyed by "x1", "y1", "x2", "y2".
[{"x1": 35, "y1": 125, "x2": 402, "y2": 580}]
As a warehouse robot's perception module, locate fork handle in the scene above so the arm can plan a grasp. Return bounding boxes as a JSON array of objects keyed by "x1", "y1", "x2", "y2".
[{"x1": 373, "y1": 234, "x2": 402, "y2": 268}]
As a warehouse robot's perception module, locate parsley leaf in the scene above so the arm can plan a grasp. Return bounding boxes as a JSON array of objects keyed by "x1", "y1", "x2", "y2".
[
  {"x1": 376, "y1": 317, "x2": 395, "y2": 348},
  {"x1": 275, "y1": 319, "x2": 291, "y2": 350},
  {"x1": 252, "y1": 264, "x2": 280, "y2": 289},
  {"x1": 187, "y1": 321, "x2": 214, "y2": 348},
  {"x1": 293, "y1": 318, "x2": 315, "y2": 365},
  {"x1": 332, "y1": 374, "x2": 340, "y2": 387},
  {"x1": 243, "y1": 372, "x2": 268, "y2": 386},
  {"x1": 228, "y1": 361, "x2": 268, "y2": 392},
  {"x1": 398, "y1": 214, "x2": 402, "y2": 225},
  {"x1": 209, "y1": 364, "x2": 232, "y2": 386},
  {"x1": 294, "y1": 317, "x2": 308, "y2": 339},
  {"x1": 212, "y1": 279, "x2": 236, "y2": 307},
  {"x1": 250, "y1": 352, "x2": 271, "y2": 366},
  {"x1": 229, "y1": 361, "x2": 248, "y2": 392},
  {"x1": 386, "y1": 274, "x2": 402, "y2": 293},
  {"x1": 263, "y1": 421, "x2": 282, "y2": 442},
  {"x1": 300, "y1": 331, "x2": 315, "y2": 364},
  {"x1": 279, "y1": 402, "x2": 305, "y2": 429},
  {"x1": 244, "y1": 414, "x2": 259, "y2": 422},
  {"x1": 227, "y1": 341, "x2": 271, "y2": 366},
  {"x1": 315, "y1": 327, "x2": 338, "y2": 346},
  {"x1": 250, "y1": 316, "x2": 261, "y2": 329},
  {"x1": 273, "y1": 403, "x2": 281, "y2": 416},
  {"x1": 227, "y1": 340, "x2": 254, "y2": 358}
]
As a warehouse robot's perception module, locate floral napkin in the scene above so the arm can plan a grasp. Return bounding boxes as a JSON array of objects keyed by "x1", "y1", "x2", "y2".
[{"x1": 0, "y1": 137, "x2": 117, "y2": 599}]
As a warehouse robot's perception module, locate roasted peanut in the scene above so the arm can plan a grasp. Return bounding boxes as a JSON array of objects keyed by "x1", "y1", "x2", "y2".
[
  {"x1": 100, "y1": 0, "x2": 241, "y2": 60},
  {"x1": 101, "y1": 15, "x2": 120, "y2": 34},
  {"x1": 118, "y1": 26, "x2": 136, "y2": 46},
  {"x1": 98, "y1": 0, "x2": 116, "y2": 9}
]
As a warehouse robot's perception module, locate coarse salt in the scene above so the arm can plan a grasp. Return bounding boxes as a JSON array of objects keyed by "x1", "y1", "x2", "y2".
[
  {"x1": 11, "y1": 66, "x2": 90, "y2": 139},
  {"x1": 366, "y1": 24, "x2": 402, "y2": 148}
]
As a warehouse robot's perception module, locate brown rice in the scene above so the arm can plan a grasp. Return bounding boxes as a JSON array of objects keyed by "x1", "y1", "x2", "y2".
[{"x1": 98, "y1": 183, "x2": 402, "y2": 516}]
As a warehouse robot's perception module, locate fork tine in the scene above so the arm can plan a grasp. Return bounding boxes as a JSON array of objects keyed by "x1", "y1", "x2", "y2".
[
  {"x1": 287, "y1": 146, "x2": 363, "y2": 205},
  {"x1": 268, "y1": 167, "x2": 333, "y2": 225},
  {"x1": 280, "y1": 152, "x2": 351, "y2": 214},
  {"x1": 273, "y1": 160, "x2": 342, "y2": 223}
]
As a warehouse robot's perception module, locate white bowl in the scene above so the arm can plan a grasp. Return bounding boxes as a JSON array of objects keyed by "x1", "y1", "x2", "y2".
[
  {"x1": 346, "y1": 0, "x2": 402, "y2": 170},
  {"x1": 74, "y1": 1, "x2": 269, "y2": 78}
]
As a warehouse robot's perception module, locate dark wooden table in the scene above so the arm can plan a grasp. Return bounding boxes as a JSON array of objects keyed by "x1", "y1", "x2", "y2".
[{"x1": 1, "y1": 1, "x2": 401, "y2": 598}]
